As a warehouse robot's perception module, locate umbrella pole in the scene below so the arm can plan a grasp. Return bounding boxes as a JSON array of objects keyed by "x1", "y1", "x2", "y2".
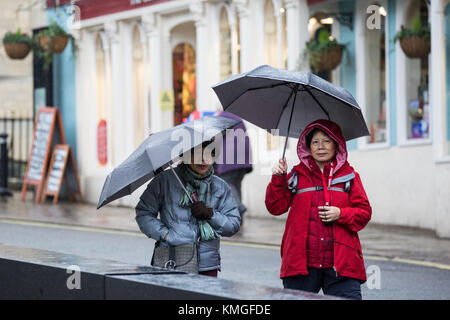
[
  {"x1": 281, "y1": 86, "x2": 299, "y2": 193},
  {"x1": 170, "y1": 164, "x2": 194, "y2": 203},
  {"x1": 282, "y1": 86, "x2": 299, "y2": 159}
]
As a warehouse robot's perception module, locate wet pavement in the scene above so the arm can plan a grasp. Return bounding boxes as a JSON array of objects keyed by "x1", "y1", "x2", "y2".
[{"x1": 1, "y1": 191, "x2": 450, "y2": 269}]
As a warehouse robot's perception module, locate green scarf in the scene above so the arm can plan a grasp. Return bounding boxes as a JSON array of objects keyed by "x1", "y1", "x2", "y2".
[{"x1": 178, "y1": 163, "x2": 218, "y2": 241}]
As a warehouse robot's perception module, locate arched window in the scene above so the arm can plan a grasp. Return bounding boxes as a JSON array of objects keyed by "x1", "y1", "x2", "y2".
[
  {"x1": 95, "y1": 33, "x2": 108, "y2": 167},
  {"x1": 132, "y1": 25, "x2": 145, "y2": 148},
  {"x1": 219, "y1": 7, "x2": 232, "y2": 80},
  {"x1": 264, "y1": 0, "x2": 277, "y2": 67},
  {"x1": 365, "y1": 3, "x2": 387, "y2": 144},
  {"x1": 172, "y1": 43, "x2": 196, "y2": 125}
]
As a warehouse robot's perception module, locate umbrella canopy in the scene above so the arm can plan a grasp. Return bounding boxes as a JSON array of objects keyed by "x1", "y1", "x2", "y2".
[
  {"x1": 97, "y1": 115, "x2": 239, "y2": 209},
  {"x1": 212, "y1": 65, "x2": 369, "y2": 144}
]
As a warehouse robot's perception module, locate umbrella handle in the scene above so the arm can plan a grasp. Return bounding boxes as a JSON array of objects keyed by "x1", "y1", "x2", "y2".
[{"x1": 169, "y1": 164, "x2": 194, "y2": 203}]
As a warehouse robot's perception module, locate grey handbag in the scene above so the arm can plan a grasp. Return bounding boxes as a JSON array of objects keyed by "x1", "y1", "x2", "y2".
[{"x1": 151, "y1": 241, "x2": 199, "y2": 274}]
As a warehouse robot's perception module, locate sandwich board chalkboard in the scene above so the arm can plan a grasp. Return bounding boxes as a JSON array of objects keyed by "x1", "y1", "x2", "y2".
[
  {"x1": 42, "y1": 144, "x2": 82, "y2": 204},
  {"x1": 21, "y1": 107, "x2": 66, "y2": 203}
]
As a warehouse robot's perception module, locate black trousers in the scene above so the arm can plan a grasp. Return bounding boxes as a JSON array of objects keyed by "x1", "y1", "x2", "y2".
[{"x1": 282, "y1": 267, "x2": 362, "y2": 300}]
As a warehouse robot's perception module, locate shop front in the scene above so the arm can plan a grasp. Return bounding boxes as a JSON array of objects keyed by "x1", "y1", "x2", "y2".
[{"x1": 46, "y1": 0, "x2": 450, "y2": 237}]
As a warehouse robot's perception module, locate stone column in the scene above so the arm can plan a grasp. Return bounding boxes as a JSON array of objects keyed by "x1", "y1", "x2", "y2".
[
  {"x1": 430, "y1": 0, "x2": 446, "y2": 159},
  {"x1": 137, "y1": 22, "x2": 150, "y2": 136},
  {"x1": 228, "y1": 6, "x2": 239, "y2": 75},
  {"x1": 99, "y1": 28, "x2": 114, "y2": 168},
  {"x1": 235, "y1": 0, "x2": 251, "y2": 72},
  {"x1": 144, "y1": 13, "x2": 165, "y2": 133},
  {"x1": 273, "y1": 0, "x2": 284, "y2": 68},
  {"x1": 74, "y1": 30, "x2": 96, "y2": 177},
  {"x1": 285, "y1": 0, "x2": 309, "y2": 70},
  {"x1": 190, "y1": 1, "x2": 209, "y2": 111},
  {"x1": 104, "y1": 21, "x2": 124, "y2": 165}
]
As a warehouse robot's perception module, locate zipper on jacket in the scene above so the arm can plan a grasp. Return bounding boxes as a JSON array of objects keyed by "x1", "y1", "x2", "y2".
[{"x1": 333, "y1": 266, "x2": 338, "y2": 278}]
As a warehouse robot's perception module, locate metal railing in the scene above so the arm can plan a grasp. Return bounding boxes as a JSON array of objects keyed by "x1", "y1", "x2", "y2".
[{"x1": 0, "y1": 116, "x2": 34, "y2": 188}]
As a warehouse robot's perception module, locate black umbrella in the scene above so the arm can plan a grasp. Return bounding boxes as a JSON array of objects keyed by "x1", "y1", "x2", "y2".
[
  {"x1": 212, "y1": 65, "x2": 369, "y2": 158},
  {"x1": 97, "y1": 116, "x2": 239, "y2": 209}
]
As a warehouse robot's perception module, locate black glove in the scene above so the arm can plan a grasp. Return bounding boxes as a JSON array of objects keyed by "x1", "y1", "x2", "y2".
[{"x1": 190, "y1": 201, "x2": 213, "y2": 220}]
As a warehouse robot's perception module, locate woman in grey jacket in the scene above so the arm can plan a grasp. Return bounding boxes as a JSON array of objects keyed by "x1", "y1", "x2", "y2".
[{"x1": 135, "y1": 141, "x2": 241, "y2": 277}]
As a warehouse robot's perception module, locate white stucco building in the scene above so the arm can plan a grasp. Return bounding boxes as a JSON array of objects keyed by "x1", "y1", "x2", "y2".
[{"x1": 56, "y1": 0, "x2": 450, "y2": 237}]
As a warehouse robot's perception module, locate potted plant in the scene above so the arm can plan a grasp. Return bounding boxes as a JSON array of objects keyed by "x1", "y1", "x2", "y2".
[
  {"x1": 2, "y1": 28, "x2": 32, "y2": 59},
  {"x1": 35, "y1": 21, "x2": 75, "y2": 70},
  {"x1": 394, "y1": 12, "x2": 430, "y2": 58},
  {"x1": 303, "y1": 29, "x2": 345, "y2": 73}
]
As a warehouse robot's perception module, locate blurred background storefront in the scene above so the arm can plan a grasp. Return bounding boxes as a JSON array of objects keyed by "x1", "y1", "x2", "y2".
[{"x1": 1, "y1": 0, "x2": 450, "y2": 237}]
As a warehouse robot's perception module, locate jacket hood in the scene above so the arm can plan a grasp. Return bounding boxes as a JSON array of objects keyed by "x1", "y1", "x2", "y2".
[{"x1": 296, "y1": 119, "x2": 348, "y2": 173}]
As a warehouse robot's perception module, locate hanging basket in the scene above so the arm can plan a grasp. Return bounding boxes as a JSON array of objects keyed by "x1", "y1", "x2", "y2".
[
  {"x1": 399, "y1": 35, "x2": 430, "y2": 58},
  {"x1": 3, "y1": 42, "x2": 31, "y2": 59},
  {"x1": 39, "y1": 35, "x2": 69, "y2": 53},
  {"x1": 310, "y1": 45, "x2": 344, "y2": 72}
]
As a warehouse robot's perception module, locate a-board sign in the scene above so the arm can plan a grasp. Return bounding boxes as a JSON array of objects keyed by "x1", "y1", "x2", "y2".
[
  {"x1": 42, "y1": 144, "x2": 82, "y2": 204},
  {"x1": 21, "y1": 107, "x2": 66, "y2": 203}
]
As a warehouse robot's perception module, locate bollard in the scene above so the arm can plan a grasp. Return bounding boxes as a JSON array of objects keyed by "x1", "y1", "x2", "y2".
[{"x1": 0, "y1": 133, "x2": 12, "y2": 198}]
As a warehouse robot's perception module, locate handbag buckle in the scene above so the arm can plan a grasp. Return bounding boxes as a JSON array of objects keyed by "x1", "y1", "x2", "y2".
[{"x1": 164, "y1": 260, "x2": 177, "y2": 269}]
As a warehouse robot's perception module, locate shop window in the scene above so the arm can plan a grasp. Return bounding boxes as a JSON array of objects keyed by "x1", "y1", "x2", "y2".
[
  {"x1": 365, "y1": 3, "x2": 387, "y2": 144},
  {"x1": 132, "y1": 25, "x2": 145, "y2": 148},
  {"x1": 219, "y1": 7, "x2": 232, "y2": 80},
  {"x1": 404, "y1": 0, "x2": 430, "y2": 140},
  {"x1": 307, "y1": 12, "x2": 334, "y2": 82},
  {"x1": 172, "y1": 43, "x2": 196, "y2": 125}
]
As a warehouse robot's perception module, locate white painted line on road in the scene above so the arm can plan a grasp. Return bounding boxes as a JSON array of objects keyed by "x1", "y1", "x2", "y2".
[
  {"x1": 391, "y1": 257, "x2": 450, "y2": 271},
  {"x1": 0, "y1": 218, "x2": 144, "y2": 238},
  {"x1": 2, "y1": 218, "x2": 450, "y2": 271},
  {"x1": 222, "y1": 239, "x2": 280, "y2": 250}
]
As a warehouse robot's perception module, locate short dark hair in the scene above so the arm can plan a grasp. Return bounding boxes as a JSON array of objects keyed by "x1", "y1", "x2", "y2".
[
  {"x1": 306, "y1": 128, "x2": 322, "y2": 149},
  {"x1": 305, "y1": 128, "x2": 338, "y2": 150}
]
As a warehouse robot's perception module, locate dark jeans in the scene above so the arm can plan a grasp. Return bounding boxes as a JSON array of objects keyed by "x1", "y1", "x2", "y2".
[{"x1": 282, "y1": 267, "x2": 362, "y2": 300}]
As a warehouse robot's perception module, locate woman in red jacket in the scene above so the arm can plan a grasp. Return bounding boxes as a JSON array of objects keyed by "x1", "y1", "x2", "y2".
[{"x1": 266, "y1": 119, "x2": 371, "y2": 299}]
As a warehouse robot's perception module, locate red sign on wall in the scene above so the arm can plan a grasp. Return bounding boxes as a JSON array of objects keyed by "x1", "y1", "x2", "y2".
[{"x1": 97, "y1": 120, "x2": 108, "y2": 166}]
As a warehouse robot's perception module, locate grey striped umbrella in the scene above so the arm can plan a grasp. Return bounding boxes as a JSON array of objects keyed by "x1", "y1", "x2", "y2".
[{"x1": 97, "y1": 116, "x2": 239, "y2": 209}]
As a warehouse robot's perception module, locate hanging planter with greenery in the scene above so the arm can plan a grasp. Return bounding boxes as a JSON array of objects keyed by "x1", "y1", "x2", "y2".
[
  {"x1": 303, "y1": 29, "x2": 345, "y2": 73},
  {"x1": 394, "y1": 12, "x2": 430, "y2": 59},
  {"x1": 35, "y1": 21, "x2": 75, "y2": 70},
  {"x1": 2, "y1": 28, "x2": 33, "y2": 60}
]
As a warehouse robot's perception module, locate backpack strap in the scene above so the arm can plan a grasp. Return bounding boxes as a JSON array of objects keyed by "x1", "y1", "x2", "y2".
[
  {"x1": 331, "y1": 173, "x2": 355, "y2": 185},
  {"x1": 295, "y1": 186, "x2": 347, "y2": 195},
  {"x1": 290, "y1": 172, "x2": 355, "y2": 195}
]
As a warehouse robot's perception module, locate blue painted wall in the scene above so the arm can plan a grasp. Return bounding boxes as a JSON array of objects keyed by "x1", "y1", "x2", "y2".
[
  {"x1": 445, "y1": 3, "x2": 450, "y2": 142},
  {"x1": 388, "y1": 0, "x2": 397, "y2": 146},
  {"x1": 47, "y1": 7, "x2": 77, "y2": 158},
  {"x1": 339, "y1": 0, "x2": 357, "y2": 151}
]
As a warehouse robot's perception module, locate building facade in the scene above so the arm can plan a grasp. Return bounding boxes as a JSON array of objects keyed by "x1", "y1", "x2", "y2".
[{"x1": 44, "y1": 0, "x2": 450, "y2": 237}]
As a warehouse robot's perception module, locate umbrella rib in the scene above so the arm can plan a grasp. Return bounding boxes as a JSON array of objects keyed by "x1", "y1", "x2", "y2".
[
  {"x1": 274, "y1": 86, "x2": 296, "y2": 136},
  {"x1": 303, "y1": 85, "x2": 330, "y2": 120}
]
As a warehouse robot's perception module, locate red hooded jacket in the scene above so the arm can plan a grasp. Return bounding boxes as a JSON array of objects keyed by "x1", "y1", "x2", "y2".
[{"x1": 265, "y1": 120, "x2": 372, "y2": 281}]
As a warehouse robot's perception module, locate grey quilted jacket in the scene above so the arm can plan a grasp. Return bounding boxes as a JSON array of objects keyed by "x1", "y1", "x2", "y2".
[{"x1": 135, "y1": 165, "x2": 241, "y2": 271}]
